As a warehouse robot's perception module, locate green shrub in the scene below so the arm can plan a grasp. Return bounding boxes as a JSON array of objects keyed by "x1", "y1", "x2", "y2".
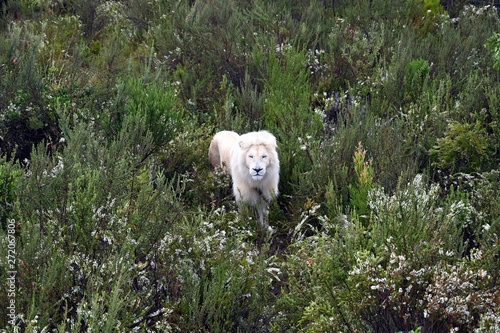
[
  {"x1": 263, "y1": 46, "x2": 322, "y2": 199},
  {"x1": 335, "y1": 0, "x2": 408, "y2": 31},
  {"x1": 348, "y1": 142, "x2": 374, "y2": 226},
  {"x1": 485, "y1": 32, "x2": 500, "y2": 70},
  {"x1": 276, "y1": 173, "x2": 498, "y2": 332},
  {"x1": 234, "y1": 70, "x2": 266, "y2": 125},
  {"x1": 275, "y1": 233, "x2": 354, "y2": 332},
  {"x1": 405, "y1": 58, "x2": 430, "y2": 103},
  {"x1": 122, "y1": 78, "x2": 183, "y2": 149},
  {"x1": 3, "y1": 1, "x2": 500, "y2": 331},
  {"x1": 407, "y1": 0, "x2": 445, "y2": 34},
  {"x1": 0, "y1": 157, "x2": 21, "y2": 229},
  {"x1": 0, "y1": 23, "x2": 60, "y2": 161},
  {"x1": 8, "y1": 115, "x2": 183, "y2": 330},
  {"x1": 153, "y1": 0, "x2": 258, "y2": 113},
  {"x1": 177, "y1": 229, "x2": 279, "y2": 332},
  {"x1": 430, "y1": 120, "x2": 490, "y2": 173},
  {"x1": 158, "y1": 119, "x2": 216, "y2": 205}
]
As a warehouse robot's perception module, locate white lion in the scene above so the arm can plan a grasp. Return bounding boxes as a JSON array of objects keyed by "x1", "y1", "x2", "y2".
[{"x1": 208, "y1": 130, "x2": 280, "y2": 230}]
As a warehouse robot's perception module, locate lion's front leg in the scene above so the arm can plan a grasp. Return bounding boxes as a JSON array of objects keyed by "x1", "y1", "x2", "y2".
[{"x1": 255, "y1": 199, "x2": 273, "y2": 233}]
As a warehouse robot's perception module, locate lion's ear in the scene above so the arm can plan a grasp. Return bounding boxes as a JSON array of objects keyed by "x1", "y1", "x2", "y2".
[{"x1": 239, "y1": 140, "x2": 250, "y2": 150}]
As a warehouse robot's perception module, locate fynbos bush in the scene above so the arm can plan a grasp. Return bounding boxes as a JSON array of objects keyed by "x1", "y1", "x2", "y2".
[{"x1": 1, "y1": 1, "x2": 500, "y2": 331}]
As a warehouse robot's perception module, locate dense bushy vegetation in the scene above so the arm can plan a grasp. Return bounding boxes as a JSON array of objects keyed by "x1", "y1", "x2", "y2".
[{"x1": 1, "y1": 0, "x2": 500, "y2": 331}]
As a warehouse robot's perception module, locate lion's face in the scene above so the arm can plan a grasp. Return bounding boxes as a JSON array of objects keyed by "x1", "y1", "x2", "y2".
[{"x1": 245, "y1": 145, "x2": 271, "y2": 181}]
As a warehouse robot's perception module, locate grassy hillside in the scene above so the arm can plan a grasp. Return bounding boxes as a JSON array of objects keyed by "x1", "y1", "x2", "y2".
[{"x1": 1, "y1": 0, "x2": 499, "y2": 331}]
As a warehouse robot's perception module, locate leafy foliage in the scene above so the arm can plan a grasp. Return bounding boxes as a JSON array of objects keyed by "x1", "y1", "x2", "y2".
[
  {"x1": 1, "y1": 0, "x2": 500, "y2": 332},
  {"x1": 485, "y1": 31, "x2": 500, "y2": 70},
  {"x1": 431, "y1": 120, "x2": 490, "y2": 173}
]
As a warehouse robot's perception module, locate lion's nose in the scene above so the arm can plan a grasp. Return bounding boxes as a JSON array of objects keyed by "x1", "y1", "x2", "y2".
[{"x1": 253, "y1": 167, "x2": 263, "y2": 174}]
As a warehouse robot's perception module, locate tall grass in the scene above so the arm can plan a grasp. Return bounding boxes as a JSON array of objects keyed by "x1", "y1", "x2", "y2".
[{"x1": 1, "y1": 1, "x2": 499, "y2": 331}]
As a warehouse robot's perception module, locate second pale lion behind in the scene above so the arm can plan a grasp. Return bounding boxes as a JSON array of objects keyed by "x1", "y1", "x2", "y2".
[{"x1": 208, "y1": 130, "x2": 280, "y2": 230}]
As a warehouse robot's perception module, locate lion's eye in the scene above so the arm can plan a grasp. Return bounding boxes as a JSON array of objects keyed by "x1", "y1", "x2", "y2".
[
  {"x1": 262, "y1": 155, "x2": 267, "y2": 159},
  {"x1": 249, "y1": 155, "x2": 254, "y2": 159}
]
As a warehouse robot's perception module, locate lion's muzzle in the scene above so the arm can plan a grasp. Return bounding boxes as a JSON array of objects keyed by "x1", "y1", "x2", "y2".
[{"x1": 251, "y1": 166, "x2": 265, "y2": 180}]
